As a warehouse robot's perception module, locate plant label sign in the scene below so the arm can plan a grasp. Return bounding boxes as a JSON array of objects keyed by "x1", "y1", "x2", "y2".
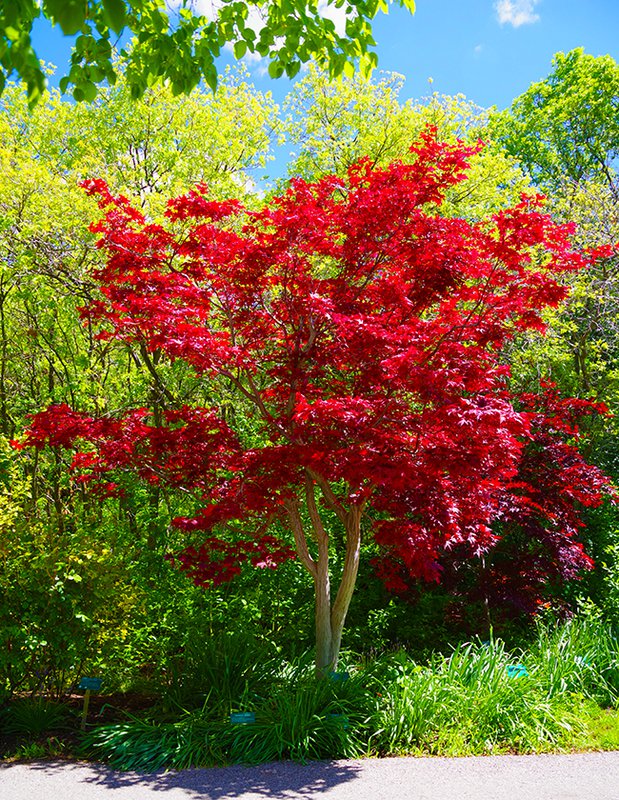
[
  {"x1": 230, "y1": 712, "x2": 256, "y2": 725},
  {"x1": 79, "y1": 677, "x2": 103, "y2": 691}
]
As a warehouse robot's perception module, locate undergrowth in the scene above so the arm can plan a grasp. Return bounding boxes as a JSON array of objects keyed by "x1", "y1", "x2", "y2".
[{"x1": 2, "y1": 617, "x2": 618, "y2": 770}]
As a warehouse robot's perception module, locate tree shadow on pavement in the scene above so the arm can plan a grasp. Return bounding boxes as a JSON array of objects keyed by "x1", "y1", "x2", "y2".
[{"x1": 16, "y1": 758, "x2": 362, "y2": 798}]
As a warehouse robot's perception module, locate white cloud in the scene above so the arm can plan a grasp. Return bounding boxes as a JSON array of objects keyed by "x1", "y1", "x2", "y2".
[
  {"x1": 474, "y1": 44, "x2": 483, "y2": 55},
  {"x1": 243, "y1": 51, "x2": 270, "y2": 78},
  {"x1": 187, "y1": 0, "x2": 219, "y2": 19},
  {"x1": 495, "y1": 0, "x2": 541, "y2": 28},
  {"x1": 166, "y1": 0, "x2": 220, "y2": 21}
]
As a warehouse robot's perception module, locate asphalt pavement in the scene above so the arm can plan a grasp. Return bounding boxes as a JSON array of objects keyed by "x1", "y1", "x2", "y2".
[{"x1": 2, "y1": 752, "x2": 619, "y2": 800}]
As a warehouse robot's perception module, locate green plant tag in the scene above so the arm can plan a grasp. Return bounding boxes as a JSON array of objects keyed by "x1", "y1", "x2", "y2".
[
  {"x1": 506, "y1": 664, "x2": 528, "y2": 679},
  {"x1": 230, "y1": 711, "x2": 255, "y2": 724},
  {"x1": 78, "y1": 677, "x2": 103, "y2": 691}
]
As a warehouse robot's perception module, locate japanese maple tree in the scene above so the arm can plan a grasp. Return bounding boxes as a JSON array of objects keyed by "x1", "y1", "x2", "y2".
[{"x1": 20, "y1": 130, "x2": 616, "y2": 672}]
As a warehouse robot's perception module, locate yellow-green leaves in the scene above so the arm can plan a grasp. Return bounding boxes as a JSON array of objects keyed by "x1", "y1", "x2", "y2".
[{"x1": 284, "y1": 66, "x2": 530, "y2": 219}]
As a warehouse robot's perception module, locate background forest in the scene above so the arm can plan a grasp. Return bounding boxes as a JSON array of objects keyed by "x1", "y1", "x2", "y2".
[{"x1": 1, "y1": 46, "x2": 619, "y2": 764}]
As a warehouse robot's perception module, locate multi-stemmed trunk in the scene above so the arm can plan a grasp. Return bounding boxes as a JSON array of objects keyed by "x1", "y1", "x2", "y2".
[{"x1": 286, "y1": 472, "x2": 363, "y2": 675}]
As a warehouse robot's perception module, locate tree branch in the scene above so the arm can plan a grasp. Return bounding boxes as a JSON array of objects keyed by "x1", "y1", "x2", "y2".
[{"x1": 284, "y1": 497, "x2": 316, "y2": 579}]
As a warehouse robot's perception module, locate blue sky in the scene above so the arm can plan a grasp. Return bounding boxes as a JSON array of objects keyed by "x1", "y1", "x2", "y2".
[
  {"x1": 371, "y1": 0, "x2": 619, "y2": 109},
  {"x1": 31, "y1": 0, "x2": 619, "y2": 112}
]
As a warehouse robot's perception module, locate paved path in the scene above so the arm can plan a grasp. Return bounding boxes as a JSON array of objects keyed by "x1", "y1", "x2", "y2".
[{"x1": 2, "y1": 752, "x2": 619, "y2": 800}]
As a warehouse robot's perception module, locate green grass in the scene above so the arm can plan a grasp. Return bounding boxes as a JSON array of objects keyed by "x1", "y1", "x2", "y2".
[
  {"x1": 82, "y1": 669, "x2": 374, "y2": 768},
  {"x1": 367, "y1": 640, "x2": 585, "y2": 756},
  {"x1": 567, "y1": 700, "x2": 619, "y2": 751},
  {"x1": 525, "y1": 617, "x2": 619, "y2": 705}
]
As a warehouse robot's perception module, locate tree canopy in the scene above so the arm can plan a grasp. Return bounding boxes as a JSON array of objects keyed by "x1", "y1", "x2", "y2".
[
  {"x1": 0, "y1": 0, "x2": 415, "y2": 107},
  {"x1": 284, "y1": 65, "x2": 531, "y2": 218}
]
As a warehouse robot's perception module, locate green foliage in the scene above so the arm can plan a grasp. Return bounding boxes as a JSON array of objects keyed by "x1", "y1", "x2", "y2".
[
  {"x1": 493, "y1": 50, "x2": 619, "y2": 612},
  {"x1": 368, "y1": 656, "x2": 450, "y2": 748},
  {"x1": 0, "y1": 67, "x2": 278, "y2": 450},
  {"x1": 162, "y1": 632, "x2": 279, "y2": 713},
  {"x1": 579, "y1": 703, "x2": 619, "y2": 750},
  {"x1": 0, "y1": 428, "x2": 315, "y2": 699},
  {"x1": 0, "y1": 47, "x2": 618, "y2": 712},
  {"x1": 602, "y1": 542, "x2": 619, "y2": 626},
  {"x1": 83, "y1": 661, "x2": 372, "y2": 769},
  {"x1": 0, "y1": 71, "x2": 286, "y2": 700},
  {"x1": 526, "y1": 615, "x2": 619, "y2": 706},
  {"x1": 493, "y1": 49, "x2": 619, "y2": 412},
  {"x1": 225, "y1": 675, "x2": 370, "y2": 763},
  {"x1": 0, "y1": 441, "x2": 135, "y2": 697},
  {"x1": 0, "y1": 0, "x2": 45, "y2": 105},
  {"x1": 81, "y1": 715, "x2": 225, "y2": 772},
  {"x1": 1, "y1": 618, "x2": 617, "y2": 766},
  {"x1": 1, "y1": 0, "x2": 416, "y2": 107},
  {"x1": 369, "y1": 641, "x2": 582, "y2": 755},
  {"x1": 491, "y1": 48, "x2": 619, "y2": 195}
]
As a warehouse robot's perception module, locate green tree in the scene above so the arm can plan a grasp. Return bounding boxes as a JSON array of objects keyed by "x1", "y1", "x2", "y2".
[
  {"x1": 0, "y1": 0, "x2": 416, "y2": 107},
  {"x1": 0, "y1": 66, "x2": 278, "y2": 422},
  {"x1": 0, "y1": 71, "x2": 284, "y2": 696},
  {"x1": 491, "y1": 48, "x2": 619, "y2": 200},
  {"x1": 0, "y1": 65, "x2": 278, "y2": 562}
]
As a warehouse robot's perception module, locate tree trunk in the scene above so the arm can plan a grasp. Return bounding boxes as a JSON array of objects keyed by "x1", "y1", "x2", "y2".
[
  {"x1": 286, "y1": 474, "x2": 363, "y2": 676},
  {"x1": 314, "y1": 552, "x2": 334, "y2": 674},
  {"x1": 328, "y1": 506, "x2": 362, "y2": 670}
]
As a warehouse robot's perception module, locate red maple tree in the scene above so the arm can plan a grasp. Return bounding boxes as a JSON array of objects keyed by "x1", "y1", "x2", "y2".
[{"x1": 20, "y1": 131, "x2": 615, "y2": 671}]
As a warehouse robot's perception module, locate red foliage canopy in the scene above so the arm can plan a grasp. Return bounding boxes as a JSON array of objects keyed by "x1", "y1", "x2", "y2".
[{"x1": 19, "y1": 130, "x2": 616, "y2": 592}]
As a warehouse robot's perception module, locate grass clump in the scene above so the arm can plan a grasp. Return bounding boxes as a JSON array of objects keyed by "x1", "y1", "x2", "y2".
[
  {"x1": 369, "y1": 640, "x2": 583, "y2": 756},
  {"x1": 526, "y1": 616, "x2": 619, "y2": 705},
  {"x1": 83, "y1": 668, "x2": 373, "y2": 769},
  {"x1": 82, "y1": 716, "x2": 225, "y2": 772},
  {"x1": 0, "y1": 698, "x2": 72, "y2": 738}
]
